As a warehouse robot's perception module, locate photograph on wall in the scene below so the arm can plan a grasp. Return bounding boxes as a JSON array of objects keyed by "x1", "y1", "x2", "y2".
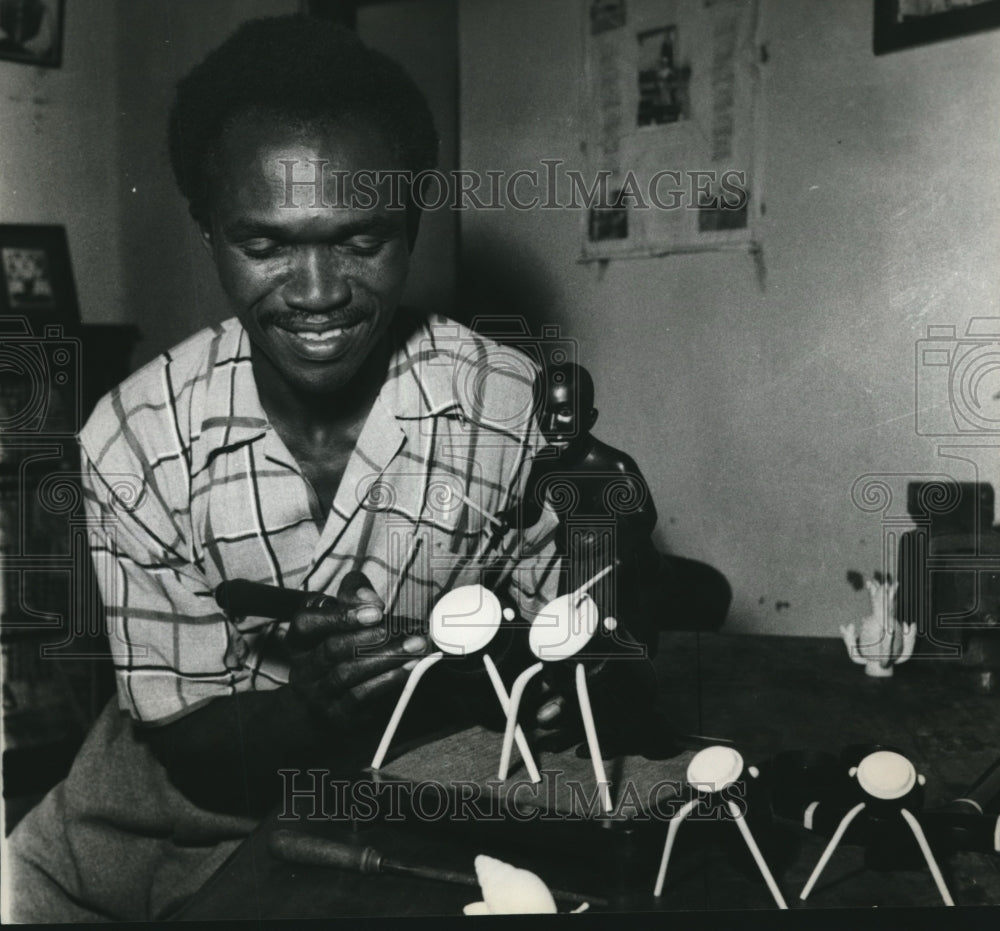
[
  {"x1": 899, "y1": 0, "x2": 997, "y2": 15},
  {"x1": 0, "y1": 225, "x2": 79, "y2": 322},
  {"x1": 0, "y1": 0, "x2": 64, "y2": 67},
  {"x1": 636, "y1": 25, "x2": 691, "y2": 126},
  {"x1": 2, "y1": 247, "x2": 57, "y2": 309},
  {"x1": 582, "y1": 0, "x2": 761, "y2": 259},
  {"x1": 874, "y1": 0, "x2": 1000, "y2": 52},
  {"x1": 590, "y1": 0, "x2": 627, "y2": 34}
]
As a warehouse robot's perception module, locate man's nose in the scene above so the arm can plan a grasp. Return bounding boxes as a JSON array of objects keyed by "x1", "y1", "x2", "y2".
[{"x1": 283, "y1": 247, "x2": 351, "y2": 312}]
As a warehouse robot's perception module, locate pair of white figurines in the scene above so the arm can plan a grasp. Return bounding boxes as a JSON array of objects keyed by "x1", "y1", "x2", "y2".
[{"x1": 369, "y1": 566, "x2": 617, "y2": 812}]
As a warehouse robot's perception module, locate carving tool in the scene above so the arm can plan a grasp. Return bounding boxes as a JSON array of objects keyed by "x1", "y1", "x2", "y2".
[{"x1": 268, "y1": 830, "x2": 602, "y2": 908}]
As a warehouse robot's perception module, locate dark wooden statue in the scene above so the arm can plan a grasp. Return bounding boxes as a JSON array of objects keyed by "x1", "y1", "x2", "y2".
[{"x1": 501, "y1": 362, "x2": 730, "y2": 643}]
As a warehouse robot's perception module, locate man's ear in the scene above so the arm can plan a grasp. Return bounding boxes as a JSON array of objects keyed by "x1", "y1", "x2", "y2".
[
  {"x1": 198, "y1": 222, "x2": 215, "y2": 256},
  {"x1": 588, "y1": 408, "x2": 599, "y2": 430}
]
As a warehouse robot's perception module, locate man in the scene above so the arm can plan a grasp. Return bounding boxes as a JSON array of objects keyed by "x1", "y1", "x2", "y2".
[{"x1": 5, "y1": 16, "x2": 569, "y2": 922}]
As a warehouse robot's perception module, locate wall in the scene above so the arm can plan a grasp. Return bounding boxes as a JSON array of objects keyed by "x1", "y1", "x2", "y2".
[
  {"x1": 458, "y1": 0, "x2": 1000, "y2": 635},
  {"x1": 0, "y1": 1, "x2": 124, "y2": 324},
  {"x1": 114, "y1": 0, "x2": 297, "y2": 367},
  {"x1": 358, "y1": 0, "x2": 458, "y2": 317}
]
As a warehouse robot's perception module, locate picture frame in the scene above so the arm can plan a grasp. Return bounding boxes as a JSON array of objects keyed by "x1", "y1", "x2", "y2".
[
  {"x1": 874, "y1": 0, "x2": 1000, "y2": 54},
  {"x1": 0, "y1": 0, "x2": 65, "y2": 68},
  {"x1": 0, "y1": 225, "x2": 79, "y2": 323}
]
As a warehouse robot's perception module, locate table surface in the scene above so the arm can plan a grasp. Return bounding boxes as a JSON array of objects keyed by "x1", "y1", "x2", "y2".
[{"x1": 178, "y1": 631, "x2": 1000, "y2": 920}]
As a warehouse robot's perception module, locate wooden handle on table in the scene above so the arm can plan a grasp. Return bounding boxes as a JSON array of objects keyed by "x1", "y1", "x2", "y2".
[
  {"x1": 268, "y1": 830, "x2": 383, "y2": 874},
  {"x1": 269, "y1": 829, "x2": 605, "y2": 907}
]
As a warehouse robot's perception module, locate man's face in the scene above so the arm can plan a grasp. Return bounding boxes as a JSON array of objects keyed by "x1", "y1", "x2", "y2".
[{"x1": 202, "y1": 115, "x2": 412, "y2": 398}]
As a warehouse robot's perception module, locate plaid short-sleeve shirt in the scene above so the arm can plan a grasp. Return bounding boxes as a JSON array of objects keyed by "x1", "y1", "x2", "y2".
[{"x1": 79, "y1": 312, "x2": 561, "y2": 725}]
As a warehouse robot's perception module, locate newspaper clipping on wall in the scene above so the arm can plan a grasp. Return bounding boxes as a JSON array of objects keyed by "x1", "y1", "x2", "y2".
[{"x1": 583, "y1": 0, "x2": 762, "y2": 259}]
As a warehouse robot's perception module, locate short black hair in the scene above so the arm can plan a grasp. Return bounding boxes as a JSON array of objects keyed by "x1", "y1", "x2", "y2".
[{"x1": 168, "y1": 15, "x2": 439, "y2": 225}]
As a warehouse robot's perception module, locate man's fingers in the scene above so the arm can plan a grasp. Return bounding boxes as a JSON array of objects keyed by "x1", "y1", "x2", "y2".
[
  {"x1": 287, "y1": 571, "x2": 385, "y2": 649},
  {"x1": 536, "y1": 696, "x2": 565, "y2": 725},
  {"x1": 343, "y1": 663, "x2": 419, "y2": 712},
  {"x1": 354, "y1": 587, "x2": 383, "y2": 607},
  {"x1": 319, "y1": 624, "x2": 399, "y2": 663},
  {"x1": 288, "y1": 601, "x2": 383, "y2": 648},
  {"x1": 289, "y1": 608, "x2": 349, "y2": 648},
  {"x1": 308, "y1": 666, "x2": 412, "y2": 730},
  {"x1": 324, "y1": 635, "x2": 429, "y2": 694},
  {"x1": 338, "y1": 571, "x2": 384, "y2": 610}
]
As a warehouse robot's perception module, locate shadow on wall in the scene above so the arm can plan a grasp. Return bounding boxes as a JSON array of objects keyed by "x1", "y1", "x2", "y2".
[{"x1": 458, "y1": 232, "x2": 568, "y2": 337}]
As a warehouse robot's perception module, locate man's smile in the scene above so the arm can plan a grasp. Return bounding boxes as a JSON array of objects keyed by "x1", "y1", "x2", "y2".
[{"x1": 270, "y1": 316, "x2": 369, "y2": 362}]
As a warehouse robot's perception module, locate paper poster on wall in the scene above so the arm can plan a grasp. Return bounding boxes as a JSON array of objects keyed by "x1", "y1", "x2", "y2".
[{"x1": 582, "y1": 0, "x2": 762, "y2": 260}]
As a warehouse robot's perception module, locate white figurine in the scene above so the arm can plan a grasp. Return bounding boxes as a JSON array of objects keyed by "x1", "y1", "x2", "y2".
[
  {"x1": 799, "y1": 750, "x2": 952, "y2": 906},
  {"x1": 497, "y1": 565, "x2": 617, "y2": 813},
  {"x1": 840, "y1": 576, "x2": 914, "y2": 677},
  {"x1": 463, "y1": 855, "x2": 558, "y2": 915},
  {"x1": 370, "y1": 584, "x2": 541, "y2": 782}
]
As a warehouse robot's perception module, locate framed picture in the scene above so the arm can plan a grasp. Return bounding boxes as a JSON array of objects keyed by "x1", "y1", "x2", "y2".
[
  {"x1": 0, "y1": 0, "x2": 64, "y2": 68},
  {"x1": 874, "y1": 0, "x2": 1000, "y2": 54},
  {"x1": 0, "y1": 225, "x2": 79, "y2": 323}
]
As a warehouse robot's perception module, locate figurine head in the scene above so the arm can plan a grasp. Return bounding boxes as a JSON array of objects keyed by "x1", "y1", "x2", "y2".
[{"x1": 535, "y1": 362, "x2": 598, "y2": 455}]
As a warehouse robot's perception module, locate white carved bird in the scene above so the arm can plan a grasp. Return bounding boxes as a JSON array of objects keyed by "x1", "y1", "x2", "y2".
[
  {"x1": 463, "y1": 855, "x2": 558, "y2": 915},
  {"x1": 840, "y1": 577, "x2": 915, "y2": 677}
]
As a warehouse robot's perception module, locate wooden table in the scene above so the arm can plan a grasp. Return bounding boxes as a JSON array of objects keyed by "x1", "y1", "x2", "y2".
[{"x1": 177, "y1": 632, "x2": 1000, "y2": 920}]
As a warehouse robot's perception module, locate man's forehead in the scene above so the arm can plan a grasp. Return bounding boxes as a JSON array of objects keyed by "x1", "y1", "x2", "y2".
[
  {"x1": 211, "y1": 114, "x2": 409, "y2": 218},
  {"x1": 213, "y1": 110, "x2": 392, "y2": 170},
  {"x1": 221, "y1": 108, "x2": 397, "y2": 159}
]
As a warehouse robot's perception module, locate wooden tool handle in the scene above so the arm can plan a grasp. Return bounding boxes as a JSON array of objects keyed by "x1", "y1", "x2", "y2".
[
  {"x1": 214, "y1": 580, "x2": 330, "y2": 618},
  {"x1": 268, "y1": 830, "x2": 382, "y2": 874},
  {"x1": 269, "y1": 829, "x2": 604, "y2": 908}
]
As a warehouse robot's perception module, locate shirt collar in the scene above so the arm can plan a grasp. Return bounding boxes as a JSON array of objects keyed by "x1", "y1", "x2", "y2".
[
  {"x1": 381, "y1": 312, "x2": 470, "y2": 421},
  {"x1": 189, "y1": 314, "x2": 475, "y2": 477}
]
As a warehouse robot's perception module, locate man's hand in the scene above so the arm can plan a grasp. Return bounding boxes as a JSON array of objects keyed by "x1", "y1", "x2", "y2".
[
  {"x1": 286, "y1": 571, "x2": 430, "y2": 729},
  {"x1": 144, "y1": 571, "x2": 430, "y2": 816}
]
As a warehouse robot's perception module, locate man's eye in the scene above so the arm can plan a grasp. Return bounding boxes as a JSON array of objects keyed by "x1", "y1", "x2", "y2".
[
  {"x1": 240, "y1": 239, "x2": 281, "y2": 258},
  {"x1": 344, "y1": 237, "x2": 386, "y2": 256}
]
